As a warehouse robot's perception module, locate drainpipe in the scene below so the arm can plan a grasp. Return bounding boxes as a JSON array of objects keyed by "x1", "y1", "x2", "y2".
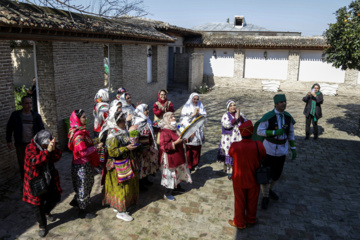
[{"x1": 33, "y1": 42, "x2": 40, "y2": 114}]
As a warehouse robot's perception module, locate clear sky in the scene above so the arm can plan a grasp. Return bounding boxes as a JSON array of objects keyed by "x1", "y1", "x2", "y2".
[{"x1": 139, "y1": 0, "x2": 353, "y2": 36}]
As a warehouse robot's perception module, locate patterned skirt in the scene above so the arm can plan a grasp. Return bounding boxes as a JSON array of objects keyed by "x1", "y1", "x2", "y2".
[
  {"x1": 160, "y1": 154, "x2": 192, "y2": 189},
  {"x1": 138, "y1": 146, "x2": 158, "y2": 179},
  {"x1": 71, "y1": 162, "x2": 94, "y2": 210},
  {"x1": 102, "y1": 166, "x2": 139, "y2": 212}
]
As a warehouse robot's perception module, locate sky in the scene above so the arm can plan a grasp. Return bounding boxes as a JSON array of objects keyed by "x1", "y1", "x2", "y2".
[
  {"x1": 79, "y1": 0, "x2": 354, "y2": 36},
  {"x1": 140, "y1": 0, "x2": 353, "y2": 36}
]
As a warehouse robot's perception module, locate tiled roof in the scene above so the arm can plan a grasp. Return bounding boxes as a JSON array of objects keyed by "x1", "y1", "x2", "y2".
[
  {"x1": 0, "y1": 0, "x2": 199, "y2": 42},
  {"x1": 193, "y1": 22, "x2": 270, "y2": 32},
  {"x1": 184, "y1": 34, "x2": 327, "y2": 49}
]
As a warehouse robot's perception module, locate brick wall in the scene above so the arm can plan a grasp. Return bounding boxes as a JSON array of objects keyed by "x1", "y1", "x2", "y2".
[
  {"x1": 109, "y1": 44, "x2": 123, "y2": 94},
  {"x1": 0, "y1": 40, "x2": 17, "y2": 185},
  {"x1": 121, "y1": 44, "x2": 167, "y2": 106}
]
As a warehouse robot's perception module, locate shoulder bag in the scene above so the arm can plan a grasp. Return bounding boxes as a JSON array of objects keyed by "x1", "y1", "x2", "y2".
[
  {"x1": 29, "y1": 158, "x2": 48, "y2": 197},
  {"x1": 255, "y1": 141, "x2": 271, "y2": 185}
]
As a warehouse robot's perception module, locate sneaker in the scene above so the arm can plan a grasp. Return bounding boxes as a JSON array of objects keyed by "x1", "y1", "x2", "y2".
[
  {"x1": 116, "y1": 212, "x2": 133, "y2": 222},
  {"x1": 269, "y1": 190, "x2": 279, "y2": 201},
  {"x1": 46, "y1": 214, "x2": 56, "y2": 222},
  {"x1": 314, "y1": 135, "x2": 318, "y2": 140},
  {"x1": 113, "y1": 208, "x2": 118, "y2": 213},
  {"x1": 38, "y1": 228, "x2": 47, "y2": 238},
  {"x1": 164, "y1": 194, "x2": 176, "y2": 201},
  {"x1": 261, "y1": 197, "x2": 269, "y2": 210}
]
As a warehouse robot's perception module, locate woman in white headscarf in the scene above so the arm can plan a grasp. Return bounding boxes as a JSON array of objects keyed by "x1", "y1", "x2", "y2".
[
  {"x1": 120, "y1": 92, "x2": 136, "y2": 127},
  {"x1": 180, "y1": 93, "x2": 207, "y2": 171},
  {"x1": 217, "y1": 100, "x2": 247, "y2": 178},
  {"x1": 131, "y1": 104, "x2": 158, "y2": 190},
  {"x1": 93, "y1": 88, "x2": 110, "y2": 138}
]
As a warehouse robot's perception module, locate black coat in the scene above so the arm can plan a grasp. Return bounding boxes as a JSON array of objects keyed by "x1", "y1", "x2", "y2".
[
  {"x1": 302, "y1": 93, "x2": 323, "y2": 119},
  {"x1": 6, "y1": 110, "x2": 45, "y2": 146}
]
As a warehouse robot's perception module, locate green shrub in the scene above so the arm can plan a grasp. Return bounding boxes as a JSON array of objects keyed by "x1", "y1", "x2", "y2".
[
  {"x1": 194, "y1": 84, "x2": 214, "y2": 94},
  {"x1": 14, "y1": 85, "x2": 27, "y2": 110}
]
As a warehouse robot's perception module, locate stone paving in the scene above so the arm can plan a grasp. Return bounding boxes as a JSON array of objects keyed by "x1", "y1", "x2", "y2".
[{"x1": 1, "y1": 87, "x2": 360, "y2": 240}]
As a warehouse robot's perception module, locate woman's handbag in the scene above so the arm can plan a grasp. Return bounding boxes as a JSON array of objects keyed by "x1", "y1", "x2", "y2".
[
  {"x1": 255, "y1": 142, "x2": 271, "y2": 185},
  {"x1": 29, "y1": 159, "x2": 48, "y2": 197},
  {"x1": 114, "y1": 158, "x2": 135, "y2": 183}
]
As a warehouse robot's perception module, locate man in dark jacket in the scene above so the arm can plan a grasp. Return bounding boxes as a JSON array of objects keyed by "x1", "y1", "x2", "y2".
[{"x1": 6, "y1": 96, "x2": 45, "y2": 181}]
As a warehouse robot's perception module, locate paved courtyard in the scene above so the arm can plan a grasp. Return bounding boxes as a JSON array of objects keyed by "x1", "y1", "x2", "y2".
[{"x1": 1, "y1": 87, "x2": 360, "y2": 240}]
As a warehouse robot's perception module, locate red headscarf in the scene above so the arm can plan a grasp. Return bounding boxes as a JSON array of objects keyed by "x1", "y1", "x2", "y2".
[{"x1": 67, "y1": 110, "x2": 93, "y2": 152}]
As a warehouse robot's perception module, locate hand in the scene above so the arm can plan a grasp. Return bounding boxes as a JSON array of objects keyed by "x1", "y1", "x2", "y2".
[
  {"x1": 7, "y1": 142, "x2": 14, "y2": 150},
  {"x1": 307, "y1": 92, "x2": 311, "y2": 96},
  {"x1": 126, "y1": 114, "x2": 133, "y2": 122},
  {"x1": 96, "y1": 142, "x2": 104, "y2": 149},
  {"x1": 190, "y1": 132, "x2": 195, "y2": 138},
  {"x1": 311, "y1": 92, "x2": 316, "y2": 97},
  {"x1": 235, "y1": 108, "x2": 240, "y2": 119},
  {"x1": 174, "y1": 138, "x2": 184, "y2": 145},
  {"x1": 127, "y1": 144, "x2": 138, "y2": 150},
  {"x1": 192, "y1": 108, "x2": 199, "y2": 117},
  {"x1": 274, "y1": 129, "x2": 284, "y2": 136},
  {"x1": 136, "y1": 101, "x2": 143, "y2": 107},
  {"x1": 128, "y1": 125, "x2": 138, "y2": 131},
  {"x1": 291, "y1": 149, "x2": 297, "y2": 160},
  {"x1": 47, "y1": 138, "x2": 56, "y2": 152}
]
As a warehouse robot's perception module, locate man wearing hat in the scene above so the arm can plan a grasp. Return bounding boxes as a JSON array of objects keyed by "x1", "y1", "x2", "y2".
[
  {"x1": 252, "y1": 94, "x2": 296, "y2": 210},
  {"x1": 228, "y1": 120, "x2": 266, "y2": 229}
]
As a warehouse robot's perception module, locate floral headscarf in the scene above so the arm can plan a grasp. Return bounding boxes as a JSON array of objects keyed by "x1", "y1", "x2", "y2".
[
  {"x1": 94, "y1": 88, "x2": 109, "y2": 103},
  {"x1": 94, "y1": 89, "x2": 110, "y2": 130},
  {"x1": 132, "y1": 104, "x2": 157, "y2": 149},
  {"x1": 226, "y1": 100, "x2": 235, "y2": 111},
  {"x1": 160, "y1": 112, "x2": 179, "y2": 134}
]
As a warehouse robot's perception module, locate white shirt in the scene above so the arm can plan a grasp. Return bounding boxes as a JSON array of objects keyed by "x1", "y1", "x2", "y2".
[{"x1": 257, "y1": 108, "x2": 295, "y2": 156}]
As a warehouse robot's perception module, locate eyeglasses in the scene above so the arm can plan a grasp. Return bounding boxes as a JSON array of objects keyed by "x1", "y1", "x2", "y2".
[
  {"x1": 193, "y1": 98, "x2": 199, "y2": 101},
  {"x1": 160, "y1": 94, "x2": 166, "y2": 96}
]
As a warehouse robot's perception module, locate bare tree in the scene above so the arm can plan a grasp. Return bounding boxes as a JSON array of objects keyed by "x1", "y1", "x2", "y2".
[{"x1": 17, "y1": 0, "x2": 149, "y2": 18}]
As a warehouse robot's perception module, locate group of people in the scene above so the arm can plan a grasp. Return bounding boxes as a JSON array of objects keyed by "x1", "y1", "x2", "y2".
[
  {"x1": 6, "y1": 83, "x2": 323, "y2": 236},
  {"x1": 221, "y1": 84, "x2": 323, "y2": 230}
]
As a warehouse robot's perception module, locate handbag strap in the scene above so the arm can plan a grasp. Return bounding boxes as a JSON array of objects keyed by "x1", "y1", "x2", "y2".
[{"x1": 255, "y1": 141, "x2": 261, "y2": 166}]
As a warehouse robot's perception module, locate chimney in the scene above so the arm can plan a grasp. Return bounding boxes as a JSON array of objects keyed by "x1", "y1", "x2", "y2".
[
  {"x1": 234, "y1": 16, "x2": 245, "y2": 28},
  {"x1": 227, "y1": 18, "x2": 229, "y2": 23}
]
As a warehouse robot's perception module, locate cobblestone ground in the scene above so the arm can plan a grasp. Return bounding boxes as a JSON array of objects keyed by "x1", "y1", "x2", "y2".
[{"x1": 1, "y1": 87, "x2": 360, "y2": 240}]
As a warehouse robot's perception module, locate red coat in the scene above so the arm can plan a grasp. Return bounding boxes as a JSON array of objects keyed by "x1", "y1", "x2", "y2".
[
  {"x1": 23, "y1": 140, "x2": 62, "y2": 205},
  {"x1": 153, "y1": 101, "x2": 175, "y2": 119},
  {"x1": 229, "y1": 139, "x2": 266, "y2": 188},
  {"x1": 160, "y1": 128, "x2": 185, "y2": 168}
]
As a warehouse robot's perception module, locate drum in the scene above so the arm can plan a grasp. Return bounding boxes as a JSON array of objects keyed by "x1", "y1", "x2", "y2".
[{"x1": 179, "y1": 115, "x2": 206, "y2": 139}]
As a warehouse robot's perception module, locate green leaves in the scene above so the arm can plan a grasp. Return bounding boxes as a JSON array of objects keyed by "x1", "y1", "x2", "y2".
[
  {"x1": 14, "y1": 85, "x2": 27, "y2": 110},
  {"x1": 324, "y1": 0, "x2": 360, "y2": 70}
]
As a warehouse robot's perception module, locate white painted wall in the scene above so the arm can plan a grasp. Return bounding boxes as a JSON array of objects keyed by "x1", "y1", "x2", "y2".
[
  {"x1": 299, "y1": 50, "x2": 345, "y2": 83},
  {"x1": 357, "y1": 71, "x2": 360, "y2": 84},
  {"x1": 244, "y1": 50, "x2": 288, "y2": 80},
  {"x1": 195, "y1": 48, "x2": 234, "y2": 77}
]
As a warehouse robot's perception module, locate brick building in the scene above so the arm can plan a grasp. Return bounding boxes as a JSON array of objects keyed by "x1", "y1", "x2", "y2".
[{"x1": 0, "y1": 0, "x2": 200, "y2": 185}]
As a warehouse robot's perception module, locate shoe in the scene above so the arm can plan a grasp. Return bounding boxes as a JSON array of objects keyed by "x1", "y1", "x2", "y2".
[
  {"x1": 69, "y1": 198, "x2": 78, "y2": 207},
  {"x1": 314, "y1": 135, "x2": 318, "y2": 140},
  {"x1": 38, "y1": 228, "x2": 47, "y2": 238},
  {"x1": 46, "y1": 214, "x2": 56, "y2": 222},
  {"x1": 246, "y1": 219, "x2": 257, "y2": 228},
  {"x1": 164, "y1": 194, "x2": 176, "y2": 201},
  {"x1": 304, "y1": 136, "x2": 309, "y2": 140},
  {"x1": 269, "y1": 190, "x2": 279, "y2": 201},
  {"x1": 78, "y1": 210, "x2": 97, "y2": 219},
  {"x1": 116, "y1": 212, "x2": 133, "y2": 222},
  {"x1": 228, "y1": 220, "x2": 246, "y2": 229},
  {"x1": 173, "y1": 186, "x2": 186, "y2": 193},
  {"x1": 113, "y1": 208, "x2": 118, "y2": 213},
  {"x1": 261, "y1": 197, "x2": 269, "y2": 210}
]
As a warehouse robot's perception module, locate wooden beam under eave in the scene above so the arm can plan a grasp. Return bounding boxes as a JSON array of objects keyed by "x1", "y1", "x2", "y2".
[{"x1": 0, "y1": 32, "x2": 173, "y2": 45}]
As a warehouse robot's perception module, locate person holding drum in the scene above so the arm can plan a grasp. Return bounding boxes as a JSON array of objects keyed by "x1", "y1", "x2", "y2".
[{"x1": 180, "y1": 93, "x2": 207, "y2": 171}]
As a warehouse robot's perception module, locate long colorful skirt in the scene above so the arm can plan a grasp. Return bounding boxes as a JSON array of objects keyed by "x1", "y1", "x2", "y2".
[
  {"x1": 102, "y1": 167, "x2": 139, "y2": 212},
  {"x1": 138, "y1": 146, "x2": 158, "y2": 179},
  {"x1": 71, "y1": 162, "x2": 94, "y2": 210},
  {"x1": 160, "y1": 154, "x2": 192, "y2": 189}
]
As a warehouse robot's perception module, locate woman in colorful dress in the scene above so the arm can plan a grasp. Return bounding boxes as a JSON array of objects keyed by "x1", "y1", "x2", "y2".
[
  {"x1": 160, "y1": 112, "x2": 192, "y2": 201},
  {"x1": 132, "y1": 104, "x2": 158, "y2": 190},
  {"x1": 23, "y1": 130, "x2": 61, "y2": 237},
  {"x1": 153, "y1": 90, "x2": 175, "y2": 121},
  {"x1": 93, "y1": 88, "x2": 110, "y2": 138},
  {"x1": 302, "y1": 83, "x2": 323, "y2": 140},
  {"x1": 103, "y1": 110, "x2": 139, "y2": 221},
  {"x1": 217, "y1": 100, "x2": 247, "y2": 178},
  {"x1": 180, "y1": 93, "x2": 207, "y2": 171},
  {"x1": 68, "y1": 109, "x2": 103, "y2": 219}
]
